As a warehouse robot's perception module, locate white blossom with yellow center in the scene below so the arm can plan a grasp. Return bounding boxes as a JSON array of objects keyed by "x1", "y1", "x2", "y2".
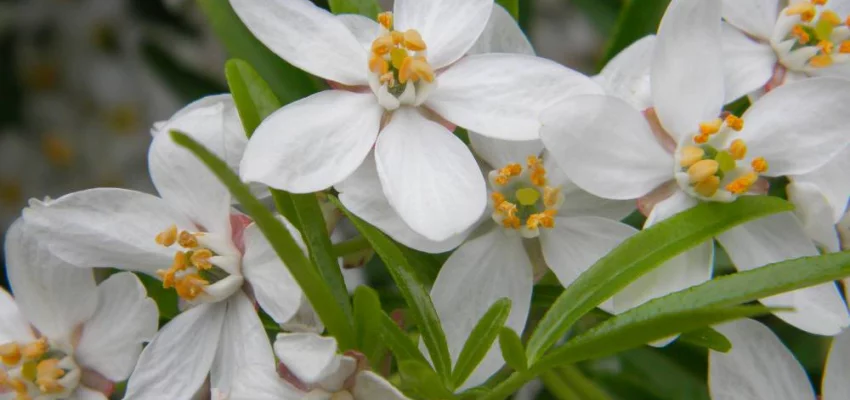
[{"x1": 541, "y1": 0, "x2": 850, "y2": 335}]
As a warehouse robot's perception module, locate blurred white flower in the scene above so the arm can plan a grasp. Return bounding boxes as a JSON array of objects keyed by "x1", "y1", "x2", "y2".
[{"x1": 0, "y1": 219, "x2": 158, "y2": 400}]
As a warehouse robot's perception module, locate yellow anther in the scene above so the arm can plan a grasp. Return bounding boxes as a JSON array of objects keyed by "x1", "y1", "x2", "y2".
[
  {"x1": 810, "y1": 53, "x2": 834, "y2": 67},
  {"x1": 369, "y1": 54, "x2": 389, "y2": 75},
  {"x1": 725, "y1": 172, "x2": 759, "y2": 194},
  {"x1": 693, "y1": 134, "x2": 710, "y2": 144},
  {"x1": 175, "y1": 274, "x2": 208, "y2": 301},
  {"x1": 41, "y1": 136, "x2": 74, "y2": 168},
  {"x1": 495, "y1": 163, "x2": 522, "y2": 185},
  {"x1": 491, "y1": 192, "x2": 506, "y2": 207},
  {"x1": 377, "y1": 12, "x2": 393, "y2": 30},
  {"x1": 399, "y1": 56, "x2": 435, "y2": 84},
  {"x1": 190, "y1": 249, "x2": 213, "y2": 270},
  {"x1": 35, "y1": 359, "x2": 65, "y2": 394},
  {"x1": 155, "y1": 224, "x2": 178, "y2": 247},
  {"x1": 694, "y1": 176, "x2": 721, "y2": 197},
  {"x1": 725, "y1": 115, "x2": 744, "y2": 131},
  {"x1": 390, "y1": 48, "x2": 408, "y2": 69},
  {"x1": 687, "y1": 160, "x2": 719, "y2": 184},
  {"x1": 178, "y1": 231, "x2": 199, "y2": 249},
  {"x1": 751, "y1": 157, "x2": 769, "y2": 173},
  {"x1": 379, "y1": 72, "x2": 395, "y2": 86},
  {"x1": 21, "y1": 338, "x2": 47, "y2": 361},
  {"x1": 391, "y1": 31, "x2": 404, "y2": 45},
  {"x1": 0, "y1": 343, "x2": 22, "y2": 366},
  {"x1": 502, "y1": 215, "x2": 520, "y2": 229},
  {"x1": 840, "y1": 40, "x2": 850, "y2": 53},
  {"x1": 679, "y1": 146, "x2": 706, "y2": 167},
  {"x1": 496, "y1": 200, "x2": 518, "y2": 218},
  {"x1": 811, "y1": 0, "x2": 827, "y2": 5},
  {"x1": 526, "y1": 210, "x2": 557, "y2": 230},
  {"x1": 371, "y1": 35, "x2": 394, "y2": 56},
  {"x1": 527, "y1": 156, "x2": 547, "y2": 186},
  {"x1": 792, "y1": 25, "x2": 811, "y2": 44},
  {"x1": 403, "y1": 30, "x2": 427, "y2": 51},
  {"x1": 699, "y1": 118, "x2": 723, "y2": 135},
  {"x1": 728, "y1": 139, "x2": 748, "y2": 160},
  {"x1": 818, "y1": 40, "x2": 835, "y2": 54},
  {"x1": 820, "y1": 10, "x2": 842, "y2": 26},
  {"x1": 8, "y1": 377, "x2": 27, "y2": 394},
  {"x1": 543, "y1": 187, "x2": 561, "y2": 208},
  {"x1": 787, "y1": 2, "x2": 817, "y2": 22}
]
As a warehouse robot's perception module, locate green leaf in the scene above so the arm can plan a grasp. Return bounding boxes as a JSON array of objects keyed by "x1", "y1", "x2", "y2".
[
  {"x1": 496, "y1": 0, "x2": 520, "y2": 20},
  {"x1": 556, "y1": 365, "x2": 613, "y2": 400},
  {"x1": 399, "y1": 360, "x2": 455, "y2": 399},
  {"x1": 377, "y1": 310, "x2": 430, "y2": 365},
  {"x1": 679, "y1": 327, "x2": 731, "y2": 352},
  {"x1": 540, "y1": 370, "x2": 582, "y2": 399},
  {"x1": 499, "y1": 328, "x2": 528, "y2": 372},
  {"x1": 525, "y1": 196, "x2": 793, "y2": 364},
  {"x1": 534, "y1": 305, "x2": 779, "y2": 371},
  {"x1": 352, "y1": 286, "x2": 388, "y2": 367},
  {"x1": 169, "y1": 131, "x2": 355, "y2": 347},
  {"x1": 596, "y1": 347, "x2": 709, "y2": 400},
  {"x1": 328, "y1": 0, "x2": 382, "y2": 18},
  {"x1": 198, "y1": 0, "x2": 320, "y2": 105},
  {"x1": 452, "y1": 298, "x2": 512, "y2": 388},
  {"x1": 600, "y1": 0, "x2": 670, "y2": 67},
  {"x1": 141, "y1": 40, "x2": 226, "y2": 103},
  {"x1": 331, "y1": 195, "x2": 454, "y2": 381},
  {"x1": 224, "y1": 59, "x2": 281, "y2": 137}
]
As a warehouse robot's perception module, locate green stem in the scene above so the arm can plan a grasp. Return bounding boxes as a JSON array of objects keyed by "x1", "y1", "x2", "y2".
[
  {"x1": 541, "y1": 370, "x2": 581, "y2": 399},
  {"x1": 333, "y1": 236, "x2": 372, "y2": 257},
  {"x1": 480, "y1": 371, "x2": 535, "y2": 400},
  {"x1": 559, "y1": 365, "x2": 611, "y2": 400}
]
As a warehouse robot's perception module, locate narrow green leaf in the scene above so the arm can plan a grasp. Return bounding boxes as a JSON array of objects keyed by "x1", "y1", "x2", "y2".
[
  {"x1": 352, "y1": 286, "x2": 388, "y2": 367},
  {"x1": 141, "y1": 40, "x2": 226, "y2": 103},
  {"x1": 525, "y1": 196, "x2": 793, "y2": 364},
  {"x1": 600, "y1": 0, "x2": 670, "y2": 66},
  {"x1": 331, "y1": 195, "x2": 454, "y2": 380},
  {"x1": 535, "y1": 305, "x2": 779, "y2": 371},
  {"x1": 224, "y1": 59, "x2": 281, "y2": 137},
  {"x1": 169, "y1": 131, "x2": 355, "y2": 347},
  {"x1": 614, "y1": 348, "x2": 710, "y2": 400},
  {"x1": 679, "y1": 327, "x2": 732, "y2": 352},
  {"x1": 452, "y1": 298, "x2": 512, "y2": 388},
  {"x1": 540, "y1": 370, "x2": 582, "y2": 400},
  {"x1": 328, "y1": 0, "x2": 382, "y2": 18},
  {"x1": 198, "y1": 0, "x2": 320, "y2": 104},
  {"x1": 496, "y1": 0, "x2": 520, "y2": 20},
  {"x1": 399, "y1": 360, "x2": 455, "y2": 399},
  {"x1": 499, "y1": 328, "x2": 527, "y2": 372},
  {"x1": 557, "y1": 365, "x2": 613, "y2": 400},
  {"x1": 377, "y1": 311, "x2": 430, "y2": 365}
]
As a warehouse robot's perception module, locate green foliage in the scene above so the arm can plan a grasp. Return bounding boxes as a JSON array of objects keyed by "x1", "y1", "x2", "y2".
[
  {"x1": 352, "y1": 286, "x2": 390, "y2": 367},
  {"x1": 399, "y1": 360, "x2": 456, "y2": 399},
  {"x1": 452, "y1": 298, "x2": 512, "y2": 388},
  {"x1": 679, "y1": 328, "x2": 732, "y2": 352},
  {"x1": 224, "y1": 59, "x2": 281, "y2": 136},
  {"x1": 499, "y1": 328, "x2": 528, "y2": 372},
  {"x1": 496, "y1": 0, "x2": 520, "y2": 20},
  {"x1": 328, "y1": 0, "x2": 382, "y2": 18},
  {"x1": 601, "y1": 0, "x2": 671, "y2": 67}
]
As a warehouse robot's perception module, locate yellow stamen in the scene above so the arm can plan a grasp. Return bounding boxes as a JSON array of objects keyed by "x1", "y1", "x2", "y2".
[
  {"x1": 0, "y1": 343, "x2": 22, "y2": 366},
  {"x1": 693, "y1": 134, "x2": 710, "y2": 144},
  {"x1": 399, "y1": 57, "x2": 435, "y2": 84},
  {"x1": 543, "y1": 187, "x2": 560, "y2": 208},
  {"x1": 175, "y1": 274, "x2": 208, "y2": 301},
  {"x1": 725, "y1": 115, "x2": 744, "y2": 131},
  {"x1": 694, "y1": 176, "x2": 721, "y2": 197},
  {"x1": 728, "y1": 139, "x2": 748, "y2": 160},
  {"x1": 810, "y1": 53, "x2": 834, "y2": 67},
  {"x1": 390, "y1": 48, "x2": 408, "y2": 69},
  {"x1": 687, "y1": 160, "x2": 719, "y2": 184},
  {"x1": 527, "y1": 156, "x2": 547, "y2": 186},
  {"x1": 840, "y1": 40, "x2": 850, "y2": 53},
  {"x1": 495, "y1": 163, "x2": 522, "y2": 185},
  {"x1": 403, "y1": 30, "x2": 427, "y2": 51},
  {"x1": 377, "y1": 12, "x2": 393, "y2": 30},
  {"x1": 8, "y1": 377, "x2": 27, "y2": 394},
  {"x1": 725, "y1": 172, "x2": 759, "y2": 194},
  {"x1": 502, "y1": 215, "x2": 520, "y2": 229},
  {"x1": 818, "y1": 40, "x2": 835, "y2": 54},
  {"x1": 20, "y1": 338, "x2": 47, "y2": 361},
  {"x1": 391, "y1": 31, "x2": 404, "y2": 45},
  {"x1": 178, "y1": 231, "x2": 199, "y2": 249},
  {"x1": 369, "y1": 54, "x2": 389, "y2": 75},
  {"x1": 190, "y1": 249, "x2": 214, "y2": 270},
  {"x1": 155, "y1": 224, "x2": 178, "y2": 247},
  {"x1": 496, "y1": 200, "x2": 518, "y2": 218},
  {"x1": 379, "y1": 72, "x2": 395, "y2": 86},
  {"x1": 679, "y1": 146, "x2": 705, "y2": 167},
  {"x1": 526, "y1": 210, "x2": 557, "y2": 230},
  {"x1": 820, "y1": 10, "x2": 842, "y2": 26},
  {"x1": 699, "y1": 118, "x2": 723, "y2": 135},
  {"x1": 35, "y1": 359, "x2": 65, "y2": 394},
  {"x1": 371, "y1": 35, "x2": 394, "y2": 56},
  {"x1": 751, "y1": 157, "x2": 769, "y2": 173},
  {"x1": 792, "y1": 25, "x2": 811, "y2": 44},
  {"x1": 491, "y1": 192, "x2": 506, "y2": 207},
  {"x1": 786, "y1": 2, "x2": 817, "y2": 22},
  {"x1": 811, "y1": 0, "x2": 827, "y2": 6}
]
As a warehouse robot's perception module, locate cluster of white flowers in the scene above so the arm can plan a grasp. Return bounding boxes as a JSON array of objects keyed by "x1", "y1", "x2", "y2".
[{"x1": 3, "y1": 0, "x2": 850, "y2": 398}]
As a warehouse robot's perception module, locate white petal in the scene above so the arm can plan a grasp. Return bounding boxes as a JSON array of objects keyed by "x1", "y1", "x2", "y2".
[
  {"x1": 469, "y1": 132, "x2": 543, "y2": 169},
  {"x1": 336, "y1": 14, "x2": 382, "y2": 50},
  {"x1": 716, "y1": 212, "x2": 850, "y2": 335},
  {"x1": 593, "y1": 35, "x2": 656, "y2": 110},
  {"x1": 4, "y1": 219, "x2": 98, "y2": 340},
  {"x1": 0, "y1": 289, "x2": 33, "y2": 344},
  {"x1": 710, "y1": 319, "x2": 815, "y2": 400},
  {"x1": 540, "y1": 94, "x2": 673, "y2": 200},
  {"x1": 273, "y1": 332, "x2": 340, "y2": 385},
  {"x1": 787, "y1": 182, "x2": 841, "y2": 253},
  {"x1": 467, "y1": 4, "x2": 534, "y2": 56},
  {"x1": 427, "y1": 53, "x2": 603, "y2": 141},
  {"x1": 394, "y1": 0, "x2": 493, "y2": 69},
  {"x1": 430, "y1": 227, "x2": 533, "y2": 389},
  {"x1": 652, "y1": 0, "x2": 724, "y2": 138},
  {"x1": 737, "y1": 78, "x2": 850, "y2": 176},
  {"x1": 74, "y1": 386, "x2": 109, "y2": 400},
  {"x1": 211, "y1": 293, "x2": 276, "y2": 395},
  {"x1": 124, "y1": 303, "x2": 226, "y2": 400},
  {"x1": 240, "y1": 90, "x2": 382, "y2": 193},
  {"x1": 720, "y1": 0, "x2": 781, "y2": 40},
  {"x1": 375, "y1": 108, "x2": 486, "y2": 242},
  {"x1": 336, "y1": 154, "x2": 470, "y2": 253},
  {"x1": 540, "y1": 216, "x2": 638, "y2": 288},
  {"x1": 230, "y1": 364, "x2": 303, "y2": 400},
  {"x1": 22, "y1": 188, "x2": 195, "y2": 276},
  {"x1": 230, "y1": 0, "x2": 367, "y2": 85},
  {"x1": 721, "y1": 22, "x2": 776, "y2": 103},
  {"x1": 354, "y1": 371, "x2": 409, "y2": 400},
  {"x1": 242, "y1": 221, "x2": 304, "y2": 324},
  {"x1": 318, "y1": 356, "x2": 357, "y2": 392},
  {"x1": 557, "y1": 179, "x2": 636, "y2": 221},
  {"x1": 75, "y1": 272, "x2": 159, "y2": 382},
  {"x1": 792, "y1": 145, "x2": 850, "y2": 222},
  {"x1": 823, "y1": 330, "x2": 850, "y2": 400}
]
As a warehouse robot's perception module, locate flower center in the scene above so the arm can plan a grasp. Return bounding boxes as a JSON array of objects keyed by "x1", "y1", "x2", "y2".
[
  {"x1": 0, "y1": 338, "x2": 81, "y2": 400},
  {"x1": 774, "y1": 0, "x2": 850, "y2": 71},
  {"x1": 367, "y1": 12, "x2": 436, "y2": 110},
  {"x1": 489, "y1": 156, "x2": 564, "y2": 239},
  {"x1": 674, "y1": 115, "x2": 769, "y2": 201},
  {"x1": 154, "y1": 225, "x2": 236, "y2": 302}
]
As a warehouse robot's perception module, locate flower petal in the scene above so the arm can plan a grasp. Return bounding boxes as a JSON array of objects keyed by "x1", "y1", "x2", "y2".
[
  {"x1": 375, "y1": 108, "x2": 486, "y2": 242},
  {"x1": 652, "y1": 0, "x2": 724, "y2": 138},
  {"x1": 430, "y1": 227, "x2": 533, "y2": 389},
  {"x1": 721, "y1": 22, "x2": 776, "y2": 103},
  {"x1": 467, "y1": 4, "x2": 534, "y2": 56},
  {"x1": 242, "y1": 221, "x2": 304, "y2": 324},
  {"x1": 273, "y1": 333, "x2": 340, "y2": 385},
  {"x1": 75, "y1": 386, "x2": 109, "y2": 400},
  {"x1": 540, "y1": 216, "x2": 638, "y2": 288},
  {"x1": 427, "y1": 53, "x2": 602, "y2": 141},
  {"x1": 22, "y1": 188, "x2": 195, "y2": 277},
  {"x1": 211, "y1": 293, "x2": 276, "y2": 396},
  {"x1": 394, "y1": 0, "x2": 493, "y2": 69},
  {"x1": 336, "y1": 14, "x2": 382, "y2": 50},
  {"x1": 336, "y1": 154, "x2": 470, "y2": 253},
  {"x1": 720, "y1": 0, "x2": 781, "y2": 40},
  {"x1": 0, "y1": 289, "x2": 33, "y2": 344},
  {"x1": 737, "y1": 78, "x2": 850, "y2": 176},
  {"x1": 354, "y1": 371, "x2": 409, "y2": 400},
  {"x1": 230, "y1": 0, "x2": 367, "y2": 85},
  {"x1": 710, "y1": 319, "x2": 815, "y2": 400},
  {"x1": 557, "y1": 179, "x2": 637, "y2": 221},
  {"x1": 124, "y1": 303, "x2": 226, "y2": 400},
  {"x1": 240, "y1": 90, "x2": 382, "y2": 193},
  {"x1": 716, "y1": 212, "x2": 850, "y2": 335},
  {"x1": 787, "y1": 182, "x2": 841, "y2": 253},
  {"x1": 594, "y1": 35, "x2": 656, "y2": 110},
  {"x1": 75, "y1": 272, "x2": 159, "y2": 382},
  {"x1": 4, "y1": 219, "x2": 99, "y2": 340},
  {"x1": 791, "y1": 145, "x2": 850, "y2": 222},
  {"x1": 540, "y1": 94, "x2": 674, "y2": 200},
  {"x1": 230, "y1": 364, "x2": 303, "y2": 400},
  {"x1": 469, "y1": 132, "x2": 543, "y2": 170},
  {"x1": 823, "y1": 330, "x2": 850, "y2": 400}
]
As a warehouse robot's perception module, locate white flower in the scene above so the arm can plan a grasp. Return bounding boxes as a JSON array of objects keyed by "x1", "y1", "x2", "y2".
[
  {"x1": 540, "y1": 0, "x2": 850, "y2": 334},
  {"x1": 592, "y1": 34, "x2": 656, "y2": 110},
  {"x1": 0, "y1": 219, "x2": 158, "y2": 400},
  {"x1": 721, "y1": 0, "x2": 850, "y2": 103},
  {"x1": 229, "y1": 333, "x2": 408, "y2": 400},
  {"x1": 709, "y1": 319, "x2": 850, "y2": 399},
  {"x1": 23, "y1": 96, "x2": 305, "y2": 399},
  {"x1": 230, "y1": 0, "x2": 601, "y2": 242}
]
